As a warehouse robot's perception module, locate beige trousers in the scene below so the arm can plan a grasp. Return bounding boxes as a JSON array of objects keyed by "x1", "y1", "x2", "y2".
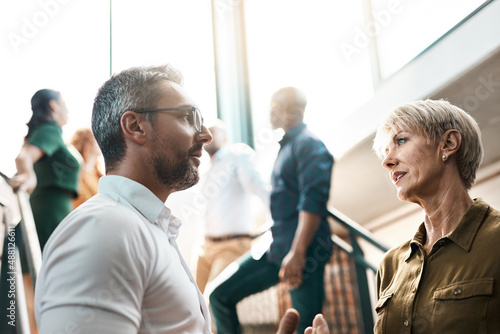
[{"x1": 196, "y1": 237, "x2": 252, "y2": 293}]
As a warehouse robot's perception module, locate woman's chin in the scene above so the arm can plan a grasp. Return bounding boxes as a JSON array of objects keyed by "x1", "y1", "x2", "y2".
[{"x1": 396, "y1": 189, "x2": 410, "y2": 202}]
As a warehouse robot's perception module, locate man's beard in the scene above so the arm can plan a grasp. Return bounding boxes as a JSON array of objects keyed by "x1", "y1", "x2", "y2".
[{"x1": 151, "y1": 145, "x2": 201, "y2": 192}]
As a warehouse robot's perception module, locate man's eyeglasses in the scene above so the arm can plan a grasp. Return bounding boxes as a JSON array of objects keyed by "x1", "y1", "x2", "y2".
[{"x1": 134, "y1": 106, "x2": 203, "y2": 133}]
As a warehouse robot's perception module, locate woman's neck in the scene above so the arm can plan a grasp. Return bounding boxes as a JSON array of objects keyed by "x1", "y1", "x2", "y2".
[{"x1": 422, "y1": 187, "x2": 473, "y2": 253}]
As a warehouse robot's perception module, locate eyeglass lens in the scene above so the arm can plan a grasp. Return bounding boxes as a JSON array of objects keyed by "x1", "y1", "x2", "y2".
[{"x1": 193, "y1": 108, "x2": 202, "y2": 133}]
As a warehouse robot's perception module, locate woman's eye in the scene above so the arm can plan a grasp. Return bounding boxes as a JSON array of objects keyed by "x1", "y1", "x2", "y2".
[{"x1": 397, "y1": 138, "x2": 406, "y2": 145}]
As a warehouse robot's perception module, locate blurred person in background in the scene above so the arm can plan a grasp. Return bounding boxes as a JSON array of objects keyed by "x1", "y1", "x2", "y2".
[
  {"x1": 10, "y1": 88, "x2": 79, "y2": 334},
  {"x1": 11, "y1": 88, "x2": 79, "y2": 250},
  {"x1": 195, "y1": 119, "x2": 270, "y2": 294},
  {"x1": 210, "y1": 87, "x2": 334, "y2": 334},
  {"x1": 372, "y1": 99, "x2": 500, "y2": 333},
  {"x1": 70, "y1": 127, "x2": 103, "y2": 208}
]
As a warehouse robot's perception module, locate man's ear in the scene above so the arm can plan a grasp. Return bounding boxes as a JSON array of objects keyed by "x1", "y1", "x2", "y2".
[
  {"x1": 441, "y1": 129, "x2": 461, "y2": 157},
  {"x1": 121, "y1": 110, "x2": 147, "y2": 145}
]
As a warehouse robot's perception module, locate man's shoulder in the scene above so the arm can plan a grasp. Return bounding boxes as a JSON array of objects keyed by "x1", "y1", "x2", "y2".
[
  {"x1": 290, "y1": 130, "x2": 332, "y2": 160},
  {"x1": 69, "y1": 193, "x2": 130, "y2": 216},
  {"x1": 44, "y1": 193, "x2": 156, "y2": 259},
  {"x1": 292, "y1": 128, "x2": 326, "y2": 147},
  {"x1": 58, "y1": 194, "x2": 149, "y2": 236}
]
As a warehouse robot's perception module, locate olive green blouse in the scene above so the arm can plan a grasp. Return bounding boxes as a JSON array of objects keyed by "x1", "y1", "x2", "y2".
[{"x1": 375, "y1": 198, "x2": 500, "y2": 333}]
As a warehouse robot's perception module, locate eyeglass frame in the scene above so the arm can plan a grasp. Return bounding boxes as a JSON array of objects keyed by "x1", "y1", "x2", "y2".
[{"x1": 133, "y1": 106, "x2": 203, "y2": 133}]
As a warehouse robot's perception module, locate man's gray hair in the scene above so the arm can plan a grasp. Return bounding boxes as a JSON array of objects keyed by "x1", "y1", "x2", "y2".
[{"x1": 91, "y1": 64, "x2": 183, "y2": 172}]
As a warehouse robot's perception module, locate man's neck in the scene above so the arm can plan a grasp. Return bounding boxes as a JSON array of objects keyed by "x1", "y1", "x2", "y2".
[
  {"x1": 283, "y1": 119, "x2": 303, "y2": 133},
  {"x1": 107, "y1": 166, "x2": 172, "y2": 203}
]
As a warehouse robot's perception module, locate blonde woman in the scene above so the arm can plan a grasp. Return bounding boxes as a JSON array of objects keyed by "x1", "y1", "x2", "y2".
[{"x1": 373, "y1": 100, "x2": 500, "y2": 333}]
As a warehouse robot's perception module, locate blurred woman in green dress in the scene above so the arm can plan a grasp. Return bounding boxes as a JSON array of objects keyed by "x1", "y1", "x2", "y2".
[{"x1": 12, "y1": 89, "x2": 79, "y2": 250}]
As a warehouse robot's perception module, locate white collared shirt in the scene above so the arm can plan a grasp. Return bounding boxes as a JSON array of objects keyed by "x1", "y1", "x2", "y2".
[
  {"x1": 200, "y1": 144, "x2": 270, "y2": 237},
  {"x1": 35, "y1": 175, "x2": 211, "y2": 333}
]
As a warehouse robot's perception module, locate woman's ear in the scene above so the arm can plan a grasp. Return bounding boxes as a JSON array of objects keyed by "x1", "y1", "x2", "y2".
[
  {"x1": 441, "y1": 129, "x2": 461, "y2": 157},
  {"x1": 121, "y1": 111, "x2": 147, "y2": 145},
  {"x1": 48, "y1": 99, "x2": 58, "y2": 111}
]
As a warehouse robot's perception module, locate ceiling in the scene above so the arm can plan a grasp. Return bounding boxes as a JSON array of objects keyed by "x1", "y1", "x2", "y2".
[{"x1": 330, "y1": 48, "x2": 500, "y2": 226}]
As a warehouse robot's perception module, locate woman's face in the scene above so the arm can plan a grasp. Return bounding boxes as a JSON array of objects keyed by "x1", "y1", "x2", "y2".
[
  {"x1": 51, "y1": 95, "x2": 69, "y2": 126},
  {"x1": 381, "y1": 128, "x2": 445, "y2": 204}
]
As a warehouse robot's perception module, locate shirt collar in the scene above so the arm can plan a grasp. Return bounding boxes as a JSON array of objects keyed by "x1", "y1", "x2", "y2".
[
  {"x1": 447, "y1": 197, "x2": 489, "y2": 252},
  {"x1": 405, "y1": 198, "x2": 489, "y2": 261},
  {"x1": 279, "y1": 122, "x2": 307, "y2": 146},
  {"x1": 406, "y1": 223, "x2": 426, "y2": 261},
  {"x1": 98, "y1": 175, "x2": 182, "y2": 238}
]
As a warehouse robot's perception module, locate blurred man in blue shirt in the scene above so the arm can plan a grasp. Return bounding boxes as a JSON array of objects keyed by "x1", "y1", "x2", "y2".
[{"x1": 210, "y1": 87, "x2": 334, "y2": 334}]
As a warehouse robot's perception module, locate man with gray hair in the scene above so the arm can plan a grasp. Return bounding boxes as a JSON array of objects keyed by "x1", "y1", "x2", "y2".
[{"x1": 34, "y1": 65, "x2": 213, "y2": 333}]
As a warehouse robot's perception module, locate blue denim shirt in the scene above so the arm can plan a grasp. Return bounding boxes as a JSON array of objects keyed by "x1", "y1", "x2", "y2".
[{"x1": 268, "y1": 123, "x2": 334, "y2": 262}]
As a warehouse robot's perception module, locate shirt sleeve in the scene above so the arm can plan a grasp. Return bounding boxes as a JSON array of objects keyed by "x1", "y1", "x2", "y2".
[
  {"x1": 35, "y1": 204, "x2": 153, "y2": 333},
  {"x1": 28, "y1": 122, "x2": 64, "y2": 157},
  {"x1": 233, "y1": 145, "x2": 271, "y2": 208},
  {"x1": 294, "y1": 137, "x2": 333, "y2": 216}
]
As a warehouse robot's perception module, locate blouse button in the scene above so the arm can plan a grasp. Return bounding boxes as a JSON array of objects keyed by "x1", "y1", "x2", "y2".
[
  {"x1": 404, "y1": 320, "x2": 409, "y2": 326},
  {"x1": 453, "y1": 288, "x2": 462, "y2": 296}
]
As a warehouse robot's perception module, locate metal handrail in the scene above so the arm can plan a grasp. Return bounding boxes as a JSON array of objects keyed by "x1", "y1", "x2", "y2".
[
  {"x1": 327, "y1": 206, "x2": 390, "y2": 333},
  {"x1": 0, "y1": 172, "x2": 42, "y2": 334},
  {"x1": 0, "y1": 203, "x2": 19, "y2": 334},
  {"x1": 328, "y1": 206, "x2": 390, "y2": 255},
  {"x1": 0, "y1": 174, "x2": 27, "y2": 333},
  {"x1": 16, "y1": 190, "x2": 42, "y2": 284},
  {"x1": 0, "y1": 172, "x2": 42, "y2": 283}
]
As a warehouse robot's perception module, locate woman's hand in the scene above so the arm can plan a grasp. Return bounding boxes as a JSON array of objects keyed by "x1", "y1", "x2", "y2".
[
  {"x1": 11, "y1": 172, "x2": 37, "y2": 194},
  {"x1": 12, "y1": 143, "x2": 44, "y2": 194}
]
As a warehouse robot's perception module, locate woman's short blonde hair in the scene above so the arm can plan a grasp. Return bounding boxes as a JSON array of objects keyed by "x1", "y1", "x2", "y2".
[{"x1": 373, "y1": 99, "x2": 483, "y2": 189}]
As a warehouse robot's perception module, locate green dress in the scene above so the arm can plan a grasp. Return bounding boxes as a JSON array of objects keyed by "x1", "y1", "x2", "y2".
[{"x1": 28, "y1": 122, "x2": 79, "y2": 249}]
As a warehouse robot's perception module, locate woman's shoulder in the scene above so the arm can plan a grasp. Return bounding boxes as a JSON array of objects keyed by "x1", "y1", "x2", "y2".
[
  {"x1": 473, "y1": 199, "x2": 500, "y2": 242},
  {"x1": 32, "y1": 121, "x2": 61, "y2": 133},
  {"x1": 28, "y1": 122, "x2": 63, "y2": 146}
]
